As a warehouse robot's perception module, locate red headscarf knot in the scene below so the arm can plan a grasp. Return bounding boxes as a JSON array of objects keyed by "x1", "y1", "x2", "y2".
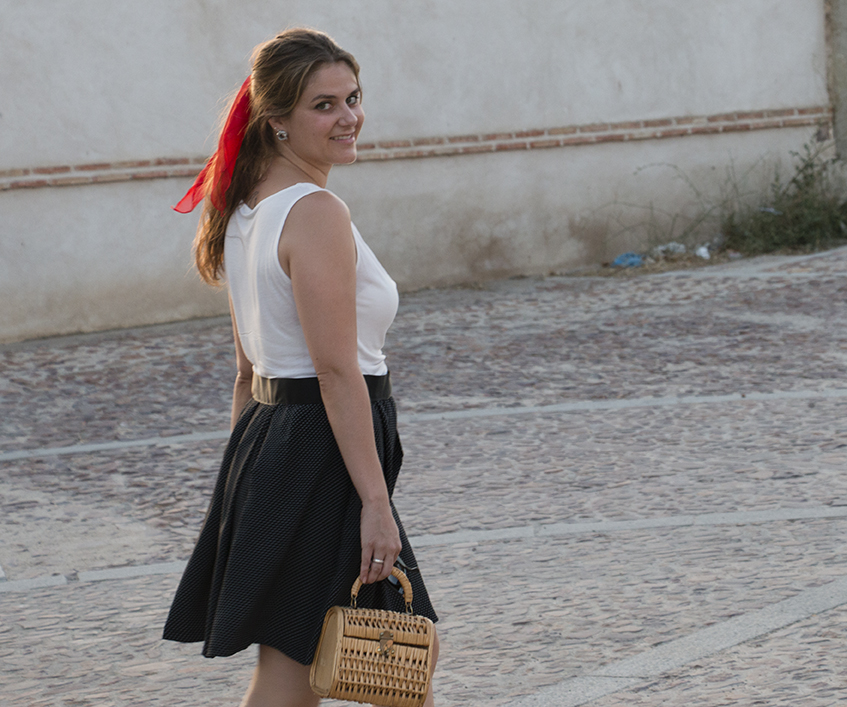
[{"x1": 174, "y1": 76, "x2": 252, "y2": 214}]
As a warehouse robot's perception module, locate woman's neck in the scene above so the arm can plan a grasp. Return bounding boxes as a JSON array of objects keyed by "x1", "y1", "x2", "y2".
[
  {"x1": 276, "y1": 150, "x2": 329, "y2": 188},
  {"x1": 246, "y1": 156, "x2": 327, "y2": 208}
]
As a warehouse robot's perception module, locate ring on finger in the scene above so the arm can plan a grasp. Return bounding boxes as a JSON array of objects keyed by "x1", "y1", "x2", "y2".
[{"x1": 372, "y1": 558, "x2": 385, "y2": 565}]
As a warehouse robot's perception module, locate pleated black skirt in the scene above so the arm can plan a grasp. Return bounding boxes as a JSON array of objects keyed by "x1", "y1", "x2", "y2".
[{"x1": 162, "y1": 374, "x2": 438, "y2": 665}]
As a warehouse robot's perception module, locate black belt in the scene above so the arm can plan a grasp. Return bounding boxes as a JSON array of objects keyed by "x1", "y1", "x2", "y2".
[{"x1": 251, "y1": 373, "x2": 392, "y2": 405}]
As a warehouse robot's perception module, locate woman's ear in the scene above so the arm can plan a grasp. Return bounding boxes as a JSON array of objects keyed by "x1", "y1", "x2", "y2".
[{"x1": 268, "y1": 118, "x2": 287, "y2": 133}]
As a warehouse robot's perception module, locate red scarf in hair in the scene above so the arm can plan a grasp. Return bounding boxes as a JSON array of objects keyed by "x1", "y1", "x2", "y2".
[{"x1": 174, "y1": 76, "x2": 252, "y2": 214}]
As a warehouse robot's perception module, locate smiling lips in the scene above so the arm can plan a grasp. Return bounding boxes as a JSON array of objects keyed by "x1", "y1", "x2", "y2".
[{"x1": 331, "y1": 134, "x2": 356, "y2": 143}]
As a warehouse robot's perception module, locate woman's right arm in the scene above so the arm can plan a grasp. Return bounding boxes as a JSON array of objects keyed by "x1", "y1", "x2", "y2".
[{"x1": 280, "y1": 190, "x2": 402, "y2": 586}]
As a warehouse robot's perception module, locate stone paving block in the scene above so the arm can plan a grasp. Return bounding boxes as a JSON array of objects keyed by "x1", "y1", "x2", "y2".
[
  {"x1": 4, "y1": 394, "x2": 847, "y2": 581},
  {"x1": 2, "y1": 249, "x2": 847, "y2": 705},
  {"x1": 587, "y1": 605, "x2": 847, "y2": 707},
  {"x1": 7, "y1": 514, "x2": 847, "y2": 706},
  {"x1": 3, "y1": 250, "x2": 847, "y2": 451}
]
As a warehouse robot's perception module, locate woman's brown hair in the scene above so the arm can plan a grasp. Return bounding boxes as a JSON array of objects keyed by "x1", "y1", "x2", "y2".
[{"x1": 193, "y1": 28, "x2": 360, "y2": 284}]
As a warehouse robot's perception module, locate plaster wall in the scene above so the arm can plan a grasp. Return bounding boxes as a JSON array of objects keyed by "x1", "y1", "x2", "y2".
[
  {"x1": 0, "y1": 180, "x2": 229, "y2": 343},
  {"x1": 1, "y1": 127, "x2": 815, "y2": 342},
  {"x1": 331, "y1": 128, "x2": 817, "y2": 290},
  {"x1": 0, "y1": 0, "x2": 831, "y2": 342},
  {"x1": 830, "y1": 0, "x2": 847, "y2": 154},
  {"x1": 0, "y1": 0, "x2": 828, "y2": 167}
]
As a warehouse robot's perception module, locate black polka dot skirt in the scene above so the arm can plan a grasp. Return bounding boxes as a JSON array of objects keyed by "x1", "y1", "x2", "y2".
[{"x1": 162, "y1": 374, "x2": 438, "y2": 665}]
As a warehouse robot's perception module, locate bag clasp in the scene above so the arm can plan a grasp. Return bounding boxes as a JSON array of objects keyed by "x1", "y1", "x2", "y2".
[{"x1": 379, "y1": 630, "x2": 395, "y2": 658}]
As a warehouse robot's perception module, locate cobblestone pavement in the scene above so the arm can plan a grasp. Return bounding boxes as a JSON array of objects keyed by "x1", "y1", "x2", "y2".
[{"x1": 2, "y1": 246, "x2": 847, "y2": 705}]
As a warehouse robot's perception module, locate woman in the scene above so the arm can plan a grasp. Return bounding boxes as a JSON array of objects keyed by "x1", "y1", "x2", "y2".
[{"x1": 163, "y1": 28, "x2": 439, "y2": 707}]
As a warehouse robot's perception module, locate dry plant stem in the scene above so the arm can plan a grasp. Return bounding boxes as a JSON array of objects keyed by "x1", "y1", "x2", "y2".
[
  {"x1": 723, "y1": 140, "x2": 847, "y2": 254},
  {"x1": 586, "y1": 133, "x2": 843, "y2": 259}
]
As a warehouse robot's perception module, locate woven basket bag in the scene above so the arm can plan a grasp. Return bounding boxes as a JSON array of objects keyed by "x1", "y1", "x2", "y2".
[{"x1": 310, "y1": 567, "x2": 434, "y2": 706}]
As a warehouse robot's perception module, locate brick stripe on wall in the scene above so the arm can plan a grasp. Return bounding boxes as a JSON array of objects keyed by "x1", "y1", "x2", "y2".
[{"x1": 0, "y1": 106, "x2": 830, "y2": 192}]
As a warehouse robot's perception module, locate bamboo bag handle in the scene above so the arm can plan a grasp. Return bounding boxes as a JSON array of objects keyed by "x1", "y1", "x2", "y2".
[{"x1": 350, "y1": 567, "x2": 414, "y2": 612}]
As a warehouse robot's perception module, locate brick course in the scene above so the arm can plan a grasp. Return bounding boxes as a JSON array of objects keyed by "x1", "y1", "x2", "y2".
[
  {"x1": 76, "y1": 163, "x2": 113, "y2": 172},
  {"x1": 0, "y1": 105, "x2": 831, "y2": 192},
  {"x1": 32, "y1": 166, "x2": 71, "y2": 175},
  {"x1": 675, "y1": 117, "x2": 708, "y2": 126},
  {"x1": 514, "y1": 129, "x2": 545, "y2": 138},
  {"x1": 547, "y1": 126, "x2": 578, "y2": 136},
  {"x1": 495, "y1": 142, "x2": 529, "y2": 151},
  {"x1": 690, "y1": 125, "x2": 723, "y2": 136},
  {"x1": 765, "y1": 108, "x2": 798, "y2": 118}
]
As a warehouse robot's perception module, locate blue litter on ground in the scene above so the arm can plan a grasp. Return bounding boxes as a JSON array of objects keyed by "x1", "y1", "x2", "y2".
[{"x1": 611, "y1": 252, "x2": 643, "y2": 268}]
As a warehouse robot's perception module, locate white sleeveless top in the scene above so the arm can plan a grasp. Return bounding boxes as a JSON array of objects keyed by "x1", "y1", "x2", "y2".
[{"x1": 224, "y1": 183, "x2": 398, "y2": 379}]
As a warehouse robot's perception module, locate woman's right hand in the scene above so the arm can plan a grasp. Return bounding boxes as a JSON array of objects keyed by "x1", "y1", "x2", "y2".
[{"x1": 359, "y1": 500, "x2": 402, "y2": 585}]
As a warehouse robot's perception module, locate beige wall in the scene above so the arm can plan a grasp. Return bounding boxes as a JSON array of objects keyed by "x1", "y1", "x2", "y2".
[
  {"x1": 0, "y1": 0, "x2": 831, "y2": 342},
  {"x1": 332, "y1": 127, "x2": 821, "y2": 290}
]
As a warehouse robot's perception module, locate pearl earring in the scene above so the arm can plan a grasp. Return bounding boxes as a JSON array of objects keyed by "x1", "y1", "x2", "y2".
[{"x1": 275, "y1": 128, "x2": 288, "y2": 142}]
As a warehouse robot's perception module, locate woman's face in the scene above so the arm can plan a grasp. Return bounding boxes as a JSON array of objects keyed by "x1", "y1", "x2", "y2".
[{"x1": 274, "y1": 62, "x2": 364, "y2": 168}]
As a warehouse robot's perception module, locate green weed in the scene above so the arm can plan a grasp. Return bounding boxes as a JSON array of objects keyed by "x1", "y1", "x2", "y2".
[{"x1": 721, "y1": 141, "x2": 847, "y2": 255}]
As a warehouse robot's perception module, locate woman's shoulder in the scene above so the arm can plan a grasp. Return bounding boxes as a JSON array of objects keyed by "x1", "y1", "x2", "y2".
[
  {"x1": 287, "y1": 187, "x2": 351, "y2": 231},
  {"x1": 278, "y1": 186, "x2": 357, "y2": 275}
]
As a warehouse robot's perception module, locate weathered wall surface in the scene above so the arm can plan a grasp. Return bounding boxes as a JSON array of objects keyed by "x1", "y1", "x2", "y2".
[{"x1": 0, "y1": 0, "x2": 831, "y2": 342}]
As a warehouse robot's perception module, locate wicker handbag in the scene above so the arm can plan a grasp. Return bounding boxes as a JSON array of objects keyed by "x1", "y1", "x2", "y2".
[{"x1": 310, "y1": 567, "x2": 434, "y2": 706}]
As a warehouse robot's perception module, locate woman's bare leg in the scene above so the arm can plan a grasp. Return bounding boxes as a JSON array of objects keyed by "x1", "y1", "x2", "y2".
[
  {"x1": 422, "y1": 629, "x2": 440, "y2": 707},
  {"x1": 239, "y1": 645, "x2": 320, "y2": 707}
]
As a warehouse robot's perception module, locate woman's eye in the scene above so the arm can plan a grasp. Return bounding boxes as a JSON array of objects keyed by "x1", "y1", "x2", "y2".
[
  {"x1": 347, "y1": 94, "x2": 360, "y2": 106},
  {"x1": 316, "y1": 102, "x2": 331, "y2": 110}
]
